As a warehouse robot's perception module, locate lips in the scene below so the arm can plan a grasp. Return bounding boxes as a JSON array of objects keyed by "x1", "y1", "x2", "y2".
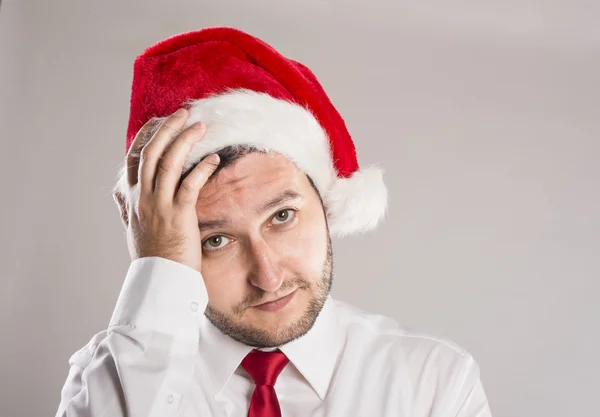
[{"x1": 252, "y1": 289, "x2": 297, "y2": 312}]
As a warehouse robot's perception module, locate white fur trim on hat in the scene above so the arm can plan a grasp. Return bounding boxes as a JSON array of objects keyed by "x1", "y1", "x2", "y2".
[
  {"x1": 115, "y1": 89, "x2": 387, "y2": 237},
  {"x1": 325, "y1": 165, "x2": 388, "y2": 237}
]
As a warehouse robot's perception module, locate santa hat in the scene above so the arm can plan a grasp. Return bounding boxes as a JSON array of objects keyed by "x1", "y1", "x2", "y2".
[{"x1": 116, "y1": 27, "x2": 387, "y2": 237}]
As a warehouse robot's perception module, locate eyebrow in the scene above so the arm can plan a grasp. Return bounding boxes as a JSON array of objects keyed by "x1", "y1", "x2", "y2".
[
  {"x1": 197, "y1": 190, "x2": 303, "y2": 233},
  {"x1": 198, "y1": 219, "x2": 232, "y2": 233},
  {"x1": 257, "y1": 189, "x2": 303, "y2": 215}
]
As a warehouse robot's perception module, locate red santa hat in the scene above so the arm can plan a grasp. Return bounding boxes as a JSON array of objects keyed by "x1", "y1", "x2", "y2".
[{"x1": 116, "y1": 27, "x2": 387, "y2": 237}]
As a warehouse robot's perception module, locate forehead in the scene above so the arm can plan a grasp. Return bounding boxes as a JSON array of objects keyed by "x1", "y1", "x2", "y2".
[{"x1": 196, "y1": 152, "x2": 308, "y2": 215}]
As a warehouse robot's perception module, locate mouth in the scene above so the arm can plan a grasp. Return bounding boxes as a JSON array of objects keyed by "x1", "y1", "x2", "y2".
[{"x1": 251, "y1": 289, "x2": 298, "y2": 312}]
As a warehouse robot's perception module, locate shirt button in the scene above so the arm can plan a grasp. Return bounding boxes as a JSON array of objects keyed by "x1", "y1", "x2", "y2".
[
  {"x1": 190, "y1": 301, "x2": 199, "y2": 312},
  {"x1": 166, "y1": 394, "x2": 174, "y2": 404}
]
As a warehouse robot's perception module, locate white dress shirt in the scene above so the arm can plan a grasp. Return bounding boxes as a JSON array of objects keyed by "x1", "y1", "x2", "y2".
[{"x1": 56, "y1": 257, "x2": 492, "y2": 417}]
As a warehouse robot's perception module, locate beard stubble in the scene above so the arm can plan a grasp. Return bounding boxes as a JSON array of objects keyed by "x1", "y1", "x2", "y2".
[{"x1": 204, "y1": 235, "x2": 333, "y2": 348}]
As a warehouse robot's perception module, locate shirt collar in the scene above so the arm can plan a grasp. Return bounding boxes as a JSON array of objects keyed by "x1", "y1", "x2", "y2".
[
  {"x1": 279, "y1": 295, "x2": 340, "y2": 399},
  {"x1": 198, "y1": 314, "x2": 253, "y2": 398},
  {"x1": 198, "y1": 295, "x2": 340, "y2": 400}
]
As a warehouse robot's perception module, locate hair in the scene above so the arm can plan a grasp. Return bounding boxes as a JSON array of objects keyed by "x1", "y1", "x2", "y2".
[{"x1": 179, "y1": 144, "x2": 260, "y2": 183}]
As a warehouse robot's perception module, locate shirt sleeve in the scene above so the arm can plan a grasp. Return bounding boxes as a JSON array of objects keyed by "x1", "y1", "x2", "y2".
[
  {"x1": 442, "y1": 354, "x2": 493, "y2": 417},
  {"x1": 55, "y1": 257, "x2": 207, "y2": 417}
]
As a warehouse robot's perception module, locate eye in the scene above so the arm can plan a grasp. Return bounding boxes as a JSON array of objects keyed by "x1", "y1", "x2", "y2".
[
  {"x1": 271, "y1": 209, "x2": 296, "y2": 225},
  {"x1": 202, "y1": 235, "x2": 230, "y2": 251}
]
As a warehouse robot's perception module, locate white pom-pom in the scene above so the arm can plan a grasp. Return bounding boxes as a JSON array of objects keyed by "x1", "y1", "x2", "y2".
[{"x1": 325, "y1": 166, "x2": 388, "y2": 237}]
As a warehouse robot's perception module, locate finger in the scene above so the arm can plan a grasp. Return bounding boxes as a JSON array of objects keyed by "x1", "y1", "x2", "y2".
[
  {"x1": 126, "y1": 118, "x2": 158, "y2": 187},
  {"x1": 154, "y1": 121, "x2": 208, "y2": 199},
  {"x1": 139, "y1": 108, "x2": 188, "y2": 198},
  {"x1": 175, "y1": 154, "x2": 220, "y2": 206}
]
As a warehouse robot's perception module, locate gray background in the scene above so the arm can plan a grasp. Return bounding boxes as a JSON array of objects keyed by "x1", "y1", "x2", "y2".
[{"x1": 1, "y1": 0, "x2": 598, "y2": 416}]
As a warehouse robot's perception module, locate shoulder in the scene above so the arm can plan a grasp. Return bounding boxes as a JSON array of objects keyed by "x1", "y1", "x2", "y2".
[
  {"x1": 332, "y1": 300, "x2": 490, "y2": 415},
  {"x1": 66, "y1": 330, "x2": 110, "y2": 368},
  {"x1": 334, "y1": 299, "x2": 467, "y2": 351},
  {"x1": 333, "y1": 298, "x2": 479, "y2": 378}
]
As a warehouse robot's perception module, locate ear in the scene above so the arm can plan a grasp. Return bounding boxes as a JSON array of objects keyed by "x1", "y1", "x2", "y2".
[{"x1": 112, "y1": 191, "x2": 129, "y2": 228}]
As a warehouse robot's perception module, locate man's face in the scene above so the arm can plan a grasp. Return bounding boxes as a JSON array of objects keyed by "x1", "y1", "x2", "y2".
[{"x1": 196, "y1": 152, "x2": 332, "y2": 348}]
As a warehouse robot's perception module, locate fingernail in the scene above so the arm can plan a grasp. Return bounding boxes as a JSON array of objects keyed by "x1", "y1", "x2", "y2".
[
  {"x1": 192, "y1": 121, "x2": 204, "y2": 130},
  {"x1": 174, "y1": 108, "x2": 186, "y2": 117},
  {"x1": 207, "y1": 154, "x2": 220, "y2": 164}
]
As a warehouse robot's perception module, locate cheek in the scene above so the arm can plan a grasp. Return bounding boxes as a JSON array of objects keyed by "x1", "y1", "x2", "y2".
[
  {"x1": 201, "y1": 252, "x2": 247, "y2": 308},
  {"x1": 275, "y1": 215, "x2": 328, "y2": 278}
]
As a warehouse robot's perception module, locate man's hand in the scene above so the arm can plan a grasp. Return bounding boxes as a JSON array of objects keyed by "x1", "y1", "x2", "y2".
[{"x1": 120, "y1": 108, "x2": 220, "y2": 272}]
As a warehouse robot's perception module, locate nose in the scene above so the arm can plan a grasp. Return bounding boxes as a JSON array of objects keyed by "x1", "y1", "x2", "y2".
[{"x1": 247, "y1": 238, "x2": 284, "y2": 293}]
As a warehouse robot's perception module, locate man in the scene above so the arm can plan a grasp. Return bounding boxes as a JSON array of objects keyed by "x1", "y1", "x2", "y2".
[{"x1": 56, "y1": 27, "x2": 492, "y2": 416}]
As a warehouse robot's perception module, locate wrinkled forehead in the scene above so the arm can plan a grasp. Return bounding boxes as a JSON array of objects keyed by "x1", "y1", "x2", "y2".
[{"x1": 197, "y1": 152, "x2": 309, "y2": 214}]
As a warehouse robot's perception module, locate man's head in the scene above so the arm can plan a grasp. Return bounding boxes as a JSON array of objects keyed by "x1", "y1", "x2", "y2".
[
  {"x1": 113, "y1": 118, "x2": 335, "y2": 347},
  {"x1": 191, "y1": 146, "x2": 333, "y2": 347}
]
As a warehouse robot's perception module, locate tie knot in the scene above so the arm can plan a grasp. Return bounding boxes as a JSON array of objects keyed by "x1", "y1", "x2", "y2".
[{"x1": 241, "y1": 349, "x2": 289, "y2": 386}]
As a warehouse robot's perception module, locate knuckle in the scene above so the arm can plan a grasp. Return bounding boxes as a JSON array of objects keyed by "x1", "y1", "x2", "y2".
[
  {"x1": 178, "y1": 179, "x2": 196, "y2": 196},
  {"x1": 144, "y1": 117, "x2": 161, "y2": 128},
  {"x1": 202, "y1": 159, "x2": 219, "y2": 171},
  {"x1": 141, "y1": 206, "x2": 168, "y2": 229},
  {"x1": 136, "y1": 197, "x2": 150, "y2": 214},
  {"x1": 201, "y1": 154, "x2": 220, "y2": 171},
  {"x1": 158, "y1": 157, "x2": 173, "y2": 173},
  {"x1": 136, "y1": 203, "x2": 148, "y2": 223},
  {"x1": 205, "y1": 160, "x2": 219, "y2": 169},
  {"x1": 139, "y1": 146, "x2": 155, "y2": 162}
]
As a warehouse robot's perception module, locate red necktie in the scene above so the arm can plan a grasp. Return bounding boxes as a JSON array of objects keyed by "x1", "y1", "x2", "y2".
[{"x1": 241, "y1": 350, "x2": 290, "y2": 417}]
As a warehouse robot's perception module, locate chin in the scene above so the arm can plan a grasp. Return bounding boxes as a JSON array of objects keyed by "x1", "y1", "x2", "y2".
[
  {"x1": 248, "y1": 316, "x2": 312, "y2": 348},
  {"x1": 206, "y1": 287, "x2": 328, "y2": 348},
  {"x1": 246, "y1": 294, "x2": 308, "y2": 330}
]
